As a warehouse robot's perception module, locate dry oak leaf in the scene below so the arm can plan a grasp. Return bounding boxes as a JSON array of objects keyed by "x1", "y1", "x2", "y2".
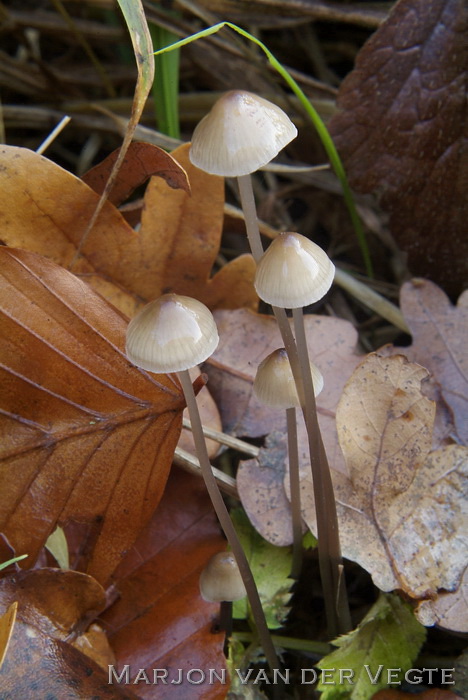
[
  {"x1": 204, "y1": 308, "x2": 361, "y2": 545},
  {"x1": 0, "y1": 568, "x2": 139, "y2": 698},
  {"x1": 0, "y1": 247, "x2": 184, "y2": 586},
  {"x1": 101, "y1": 467, "x2": 228, "y2": 700},
  {"x1": 301, "y1": 353, "x2": 468, "y2": 604},
  {"x1": 0, "y1": 143, "x2": 257, "y2": 319},
  {"x1": 328, "y1": 0, "x2": 468, "y2": 297},
  {"x1": 398, "y1": 279, "x2": 468, "y2": 446}
]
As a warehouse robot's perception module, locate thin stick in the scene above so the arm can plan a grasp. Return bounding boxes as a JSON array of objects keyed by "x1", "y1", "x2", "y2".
[
  {"x1": 174, "y1": 446, "x2": 238, "y2": 499},
  {"x1": 178, "y1": 369, "x2": 280, "y2": 672},
  {"x1": 286, "y1": 407, "x2": 302, "y2": 579},
  {"x1": 182, "y1": 417, "x2": 260, "y2": 457},
  {"x1": 35, "y1": 115, "x2": 71, "y2": 155}
]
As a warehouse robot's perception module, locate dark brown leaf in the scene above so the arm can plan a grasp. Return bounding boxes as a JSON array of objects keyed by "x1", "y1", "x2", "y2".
[
  {"x1": 0, "y1": 248, "x2": 184, "y2": 585},
  {"x1": 329, "y1": 0, "x2": 468, "y2": 296},
  {"x1": 81, "y1": 141, "x2": 190, "y2": 206},
  {"x1": 0, "y1": 568, "x2": 139, "y2": 698}
]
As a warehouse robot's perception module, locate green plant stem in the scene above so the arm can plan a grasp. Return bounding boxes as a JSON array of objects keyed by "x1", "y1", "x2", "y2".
[
  {"x1": 286, "y1": 407, "x2": 303, "y2": 580},
  {"x1": 177, "y1": 369, "x2": 280, "y2": 673},
  {"x1": 233, "y1": 631, "x2": 332, "y2": 656}
]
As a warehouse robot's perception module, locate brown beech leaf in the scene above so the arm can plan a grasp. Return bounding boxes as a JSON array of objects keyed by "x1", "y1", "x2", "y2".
[
  {"x1": 0, "y1": 568, "x2": 139, "y2": 698},
  {"x1": 81, "y1": 140, "x2": 190, "y2": 206},
  {"x1": 300, "y1": 353, "x2": 468, "y2": 605},
  {"x1": 0, "y1": 248, "x2": 184, "y2": 585},
  {"x1": 0, "y1": 143, "x2": 257, "y2": 318},
  {"x1": 328, "y1": 0, "x2": 468, "y2": 297},
  {"x1": 398, "y1": 279, "x2": 468, "y2": 445},
  {"x1": 204, "y1": 308, "x2": 361, "y2": 544},
  {"x1": 101, "y1": 467, "x2": 227, "y2": 699}
]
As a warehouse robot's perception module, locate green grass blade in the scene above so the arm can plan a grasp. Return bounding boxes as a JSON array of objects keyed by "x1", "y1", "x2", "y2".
[
  {"x1": 153, "y1": 22, "x2": 373, "y2": 276},
  {"x1": 150, "y1": 23, "x2": 180, "y2": 139}
]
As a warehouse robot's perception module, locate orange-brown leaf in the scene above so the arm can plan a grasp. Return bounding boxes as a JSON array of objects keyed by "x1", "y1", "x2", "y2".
[
  {"x1": 0, "y1": 248, "x2": 184, "y2": 585},
  {"x1": 102, "y1": 467, "x2": 228, "y2": 699}
]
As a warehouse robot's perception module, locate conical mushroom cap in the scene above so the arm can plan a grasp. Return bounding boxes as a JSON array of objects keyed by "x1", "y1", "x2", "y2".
[
  {"x1": 125, "y1": 294, "x2": 218, "y2": 373},
  {"x1": 254, "y1": 348, "x2": 324, "y2": 409},
  {"x1": 189, "y1": 90, "x2": 297, "y2": 177},
  {"x1": 199, "y1": 551, "x2": 247, "y2": 603},
  {"x1": 255, "y1": 232, "x2": 335, "y2": 308}
]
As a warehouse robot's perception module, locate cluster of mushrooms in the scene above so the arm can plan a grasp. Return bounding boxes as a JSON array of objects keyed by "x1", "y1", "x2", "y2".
[{"x1": 125, "y1": 91, "x2": 349, "y2": 670}]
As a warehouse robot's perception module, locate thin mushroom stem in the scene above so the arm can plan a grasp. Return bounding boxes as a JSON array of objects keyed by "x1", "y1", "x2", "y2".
[
  {"x1": 292, "y1": 306, "x2": 352, "y2": 635},
  {"x1": 237, "y1": 175, "x2": 264, "y2": 262},
  {"x1": 235, "y1": 176, "x2": 350, "y2": 634},
  {"x1": 177, "y1": 369, "x2": 280, "y2": 672},
  {"x1": 286, "y1": 406, "x2": 303, "y2": 579}
]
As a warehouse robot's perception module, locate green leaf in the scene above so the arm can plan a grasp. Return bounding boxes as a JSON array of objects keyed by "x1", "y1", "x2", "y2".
[
  {"x1": 316, "y1": 593, "x2": 426, "y2": 700},
  {"x1": 231, "y1": 508, "x2": 293, "y2": 629}
]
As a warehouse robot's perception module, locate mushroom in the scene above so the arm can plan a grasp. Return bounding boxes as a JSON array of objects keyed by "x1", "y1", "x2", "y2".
[
  {"x1": 200, "y1": 550, "x2": 247, "y2": 639},
  {"x1": 189, "y1": 89, "x2": 297, "y2": 262},
  {"x1": 254, "y1": 348, "x2": 324, "y2": 578},
  {"x1": 254, "y1": 233, "x2": 350, "y2": 634},
  {"x1": 125, "y1": 293, "x2": 279, "y2": 670}
]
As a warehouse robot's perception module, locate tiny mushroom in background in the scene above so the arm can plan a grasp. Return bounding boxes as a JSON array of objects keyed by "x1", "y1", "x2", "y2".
[
  {"x1": 200, "y1": 551, "x2": 246, "y2": 639},
  {"x1": 254, "y1": 348, "x2": 324, "y2": 579},
  {"x1": 125, "y1": 293, "x2": 279, "y2": 671},
  {"x1": 189, "y1": 89, "x2": 297, "y2": 262}
]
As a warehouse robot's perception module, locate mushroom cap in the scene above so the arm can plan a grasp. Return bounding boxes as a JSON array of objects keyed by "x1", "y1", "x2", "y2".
[
  {"x1": 254, "y1": 348, "x2": 324, "y2": 409},
  {"x1": 254, "y1": 232, "x2": 335, "y2": 308},
  {"x1": 189, "y1": 90, "x2": 297, "y2": 177},
  {"x1": 125, "y1": 294, "x2": 218, "y2": 373},
  {"x1": 199, "y1": 551, "x2": 247, "y2": 603}
]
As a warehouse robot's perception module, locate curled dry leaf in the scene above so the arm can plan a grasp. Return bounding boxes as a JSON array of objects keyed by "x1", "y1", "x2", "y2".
[
  {"x1": 301, "y1": 353, "x2": 467, "y2": 608},
  {"x1": 0, "y1": 568, "x2": 138, "y2": 698},
  {"x1": 102, "y1": 467, "x2": 227, "y2": 700},
  {"x1": 81, "y1": 140, "x2": 190, "y2": 206},
  {"x1": 204, "y1": 308, "x2": 361, "y2": 544},
  {"x1": 0, "y1": 248, "x2": 184, "y2": 585},
  {"x1": 329, "y1": 0, "x2": 468, "y2": 296}
]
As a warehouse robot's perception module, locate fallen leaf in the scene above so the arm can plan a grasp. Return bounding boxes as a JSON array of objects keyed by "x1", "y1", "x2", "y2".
[
  {"x1": 398, "y1": 280, "x2": 468, "y2": 446},
  {"x1": 137, "y1": 143, "x2": 258, "y2": 310},
  {"x1": 0, "y1": 247, "x2": 184, "y2": 585},
  {"x1": 416, "y1": 565, "x2": 468, "y2": 632},
  {"x1": 204, "y1": 308, "x2": 361, "y2": 544},
  {"x1": 329, "y1": 0, "x2": 468, "y2": 297},
  {"x1": 301, "y1": 354, "x2": 468, "y2": 605},
  {"x1": 81, "y1": 140, "x2": 190, "y2": 206},
  {"x1": 101, "y1": 467, "x2": 228, "y2": 699},
  {"x1": 0, "y1": 568, "x2": 138, "y2": 698},
  {"x1": 0, "y1": 143, "x2": 258, "y2": 315},
  {"x1": 0, "y1": 602, "x2": 17, "y2": 671}
]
